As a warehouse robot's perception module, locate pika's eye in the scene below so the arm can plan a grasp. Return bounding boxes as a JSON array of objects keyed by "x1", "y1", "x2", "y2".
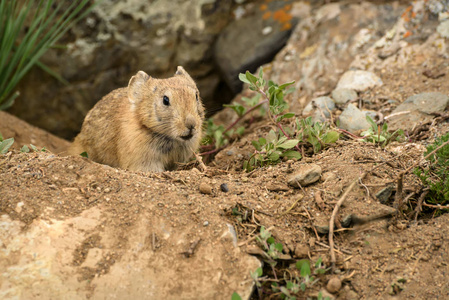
[{"x1": 163, "y1": 95, "x2": 170, "y2": 106}]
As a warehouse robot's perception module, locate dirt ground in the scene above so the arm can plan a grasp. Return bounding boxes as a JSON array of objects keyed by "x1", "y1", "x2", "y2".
[{"x1": 2, "y1": 49, "x2": 449, "y2": 299}]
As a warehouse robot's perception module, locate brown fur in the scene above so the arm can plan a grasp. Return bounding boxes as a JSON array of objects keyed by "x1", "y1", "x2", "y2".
[{"x1": 69, "y1": 66, "x2": 205, "y2": 172}]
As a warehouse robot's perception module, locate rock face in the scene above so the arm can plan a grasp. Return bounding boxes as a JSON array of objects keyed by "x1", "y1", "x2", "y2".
[
  {"x1": 0, "y1": 154, "x2": 261, "y2": 299},
  {"x1": 263, "y1": 1, "x2": 405, "y2": 110}
]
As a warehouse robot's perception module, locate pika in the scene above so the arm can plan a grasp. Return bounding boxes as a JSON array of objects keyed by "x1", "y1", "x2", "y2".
[{"x1": 69, "y1": 66, "x2": 205, "y2": 172}]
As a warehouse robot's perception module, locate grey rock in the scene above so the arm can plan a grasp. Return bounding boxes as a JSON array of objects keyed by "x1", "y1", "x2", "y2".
[
  {"x1": 288, "y1": 164, "x2": 322, "y2": 187},
  {"x1": 338, "y1": 104, "x2": 371, "y2": 133},
  {"x1": 336, "y1": 70, "x2": 383, "y2": 92},
  {"x1": 331, "y1": 88, "x2": 358, "y2": 104},
  {"x1": 404, "y1": 92, "x2": 449, "y2": 114},
  {"x1": 214, "y1": 0, "x2": 298, "y2": 93},
  {"x1": 376, "y1": 186, "x2": 394, "y2": 204},
  {"x1": 302, "y1": 96, "x2": 336, "y2": 122},
  {"x1": 388, "y1": 92, "x2": 449, "y2": 131}
]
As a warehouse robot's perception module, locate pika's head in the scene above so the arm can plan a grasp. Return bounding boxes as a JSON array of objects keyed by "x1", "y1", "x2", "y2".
[{"x1": 128, "y1": 66, "x2": 205, "y2": 147}]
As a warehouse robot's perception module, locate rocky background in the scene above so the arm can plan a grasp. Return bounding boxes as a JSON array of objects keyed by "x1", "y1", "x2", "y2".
[{"x1": 7, "y1": 0, "x2": 300, "y2": 140}]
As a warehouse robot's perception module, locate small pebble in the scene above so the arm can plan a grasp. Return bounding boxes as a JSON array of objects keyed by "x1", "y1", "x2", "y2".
[
  {"x1": 68, "y1": 165, "x2": 74, "y2": 170},
  {"x1": 326, "y1": 277, "x2": 342, "y2": 293},
  {"x1": 199, "y1": 182, "x2": 212, "y2": 194},
  {"x1": 203, "y1": 221, "x2": 209, "y2": 226},
  {"x1": 220, "y1": 183, "x2": 229, "y2": 192},
  {"x1": 294, "y1": 244, "x2": 309, "y2": 258}
]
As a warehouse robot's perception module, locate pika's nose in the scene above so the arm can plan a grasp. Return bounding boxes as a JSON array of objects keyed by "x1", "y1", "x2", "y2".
[{"x1": 185, "y1": 115, "x2": 196, "y2": 131}]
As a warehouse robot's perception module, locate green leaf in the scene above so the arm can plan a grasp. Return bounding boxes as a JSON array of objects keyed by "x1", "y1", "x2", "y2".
[
  {"x1": 80, "y1": 151, "x2": 88, "y2": 158},
  {"x1": 279, "y1": 81, "x2": 295, "y2": 90},
  {"x1": 278, "y1": 139, "x2": 299, "y2": 150},
  {"x1": 0, "y1": 137, "x2": 14, "y2": 154},
  {"x1": 323, "y1": 131, "x2": 340, "y2": 144},
  {"x1": 245, "y1": 71, "x2": 258, "y2": 85},
  {"x1": 236, "y1": 126, "x2": 245, "y2": 136},
  {"x1": 255, "y1": 267, "x2": 263, "y2": 277},
  {"x1": 231, "y1": 292, "x2": 242, "y2": 300},
  {"x1": 268, "y1": 151, "x2": 280, "y2": 161},
  {"x1": 238, "y1": 73, "x2": 250, "y2": 84},
  {"x1": 365, "y1": 115, "x2": 377, "y2": 130},
  {"x1": 296, "y1": 259, "x2": 311, "y2": 278},
  {"x1": 20, "y1": 145, "x2": 30, "y2": 153},
  {"x1": 275, "y1": 242, "x2": 283, "y2": 252},
  {"x1": 0, "y1": 132, "x2": 3, "y2": 142},
  {"x1": 251, "y1": 140, "x2": 261, "y2": 151},
  {"x1": 282, "y1": 150, "x2": 302, "y2": 160},
  {"x1": 267, "y1": 236, "x2": 275, "y2": 244},
  {"x1": 29, "y1": 144, "x2": 38, "y2": 151},
  {"x1": 223, "y1": 104, "x2": 246, "y2": 117},
  {"x1": 267, "y1": 130, "x2": 277, "y2": 143}
]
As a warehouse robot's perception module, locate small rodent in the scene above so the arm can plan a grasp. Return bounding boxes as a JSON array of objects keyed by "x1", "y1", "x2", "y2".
[{"x1": 69, "y1": 66, "x2": 205, "y2": 172}]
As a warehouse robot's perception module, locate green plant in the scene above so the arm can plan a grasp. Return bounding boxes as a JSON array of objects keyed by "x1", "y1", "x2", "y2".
[
  {"x1": 0, "y1": 0, "x2": 96, "y2": 109},
  {"x1": 201, "y1": 68, "x2": 340, "y2": 169},
  {"x1": 271, "y1": 257, "x2": 329, "y2": 299},
  {"x1": 414, "y1": 133, "x2": 449, "y2": 206},
  {"x1": 20, "y1": 143, "x2": 46, "y2": 153},
  {"x1": 231, "y1": 292, "x2": 242, "y2": 300},
  {"x1": 361, "y1": 116, "x2": 404, "y2": 148},
  {"x1": 0, "y1": 133, "x2": 14, "y2": 154}
]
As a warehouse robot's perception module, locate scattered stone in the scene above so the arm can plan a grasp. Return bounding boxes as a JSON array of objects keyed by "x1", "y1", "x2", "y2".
[
  {"x1": 338, "y1": 104, "x2": 371, "y2": 133},
  {"x1": 199, "y1": 182, "x2": 212, "y2": 194},
  {"x1": 327, "y1": 277, "x2": 342, "y2": 293},
  {"x1": 331, "y1": 88, "x2": 358, "y2": 104},
  {"x1": 336, "y1": 70, "x2": 383, "y2": 92},
  {"x1": 220, "y1": 183, "x2": 229, "y2": 193},
  {"x1": 387, "y1": 92, "x2": 449, "y2": 131},
  {"x1": 266, "y1": 183, "x2": 290, "y2": 192},
  {"x1": 288, "y1": 164, "x2": 322, "y2": 187},
  {"x1": 376, "y1": 186, "x2": 395, "y2": 204},
  {"x1": 294, "y1": 244, "x2": 309, "y2": 258},
  {"x1": 302, "y1": 96, "x2": 336, "y2": 122},
  {"x1": 203, "y1": 221, "x2": 209, "y2": 227}
]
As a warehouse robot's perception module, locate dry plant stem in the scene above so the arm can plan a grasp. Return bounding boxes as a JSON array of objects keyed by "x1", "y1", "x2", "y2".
[
  {"x1": 329, "y1": 171, "x2": 368, "y2": 271},
  {"x1": 192, "y1": 151, "x2": 207, "y2": 172},
  {"x1": 223, "y1": 99, "x2": 268, "y2": 133},
  {"x1": 395, "y1": 138, "x2": 449, "y2": 212},
  {"x1": 414, "y1": 189, "x2": 428, "y2": 221},
  {"x1": 237, "y1": 225, "x2": 275, "y2": 247},
  {"x1": 314, "y1": 190, "x2": 325, "y2": 210},
  {"x1": 422, "y1": 202, "x2": 449, "y2": 209}
]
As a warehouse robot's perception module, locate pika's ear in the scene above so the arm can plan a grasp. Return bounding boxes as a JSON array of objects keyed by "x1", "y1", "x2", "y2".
[
  {"x1": 175, "y1": 66, "x2": 195, "y2": 84},
  {"x1": 128, "y1": 71, "x2": 150, "y2": 105}
]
